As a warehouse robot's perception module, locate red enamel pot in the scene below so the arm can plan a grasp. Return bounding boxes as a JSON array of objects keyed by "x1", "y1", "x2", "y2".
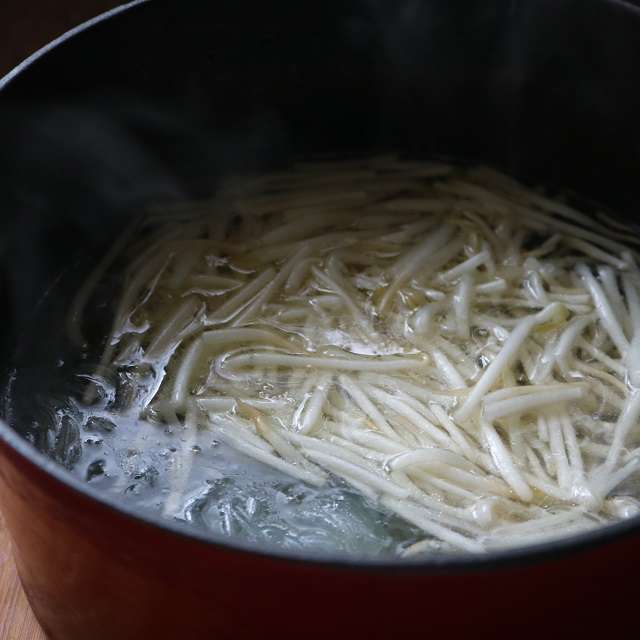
[{"x1": 1, "y1": 1, "x2": 640, "y2": 638}]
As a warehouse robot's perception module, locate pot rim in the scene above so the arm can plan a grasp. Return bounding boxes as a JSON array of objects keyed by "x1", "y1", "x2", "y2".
[{"x1": 1, "y1": 0, "x2": 640, "y2": 574}]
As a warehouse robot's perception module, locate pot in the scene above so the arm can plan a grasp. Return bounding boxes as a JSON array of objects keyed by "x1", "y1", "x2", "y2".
[{"x1": 1, "y1": 1, "x2": 640, "y2": 638}]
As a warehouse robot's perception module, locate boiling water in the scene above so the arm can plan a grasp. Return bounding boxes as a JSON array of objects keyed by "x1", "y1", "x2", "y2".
[
  {"x1": 8, "y1": 157, "x2": 640, "y2": 558},
  {"x1": 45, "y1": 393, "x2": 421, "y2": 555}
]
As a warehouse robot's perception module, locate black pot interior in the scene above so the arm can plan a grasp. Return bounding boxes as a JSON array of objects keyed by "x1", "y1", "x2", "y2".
[{"x1": 2, "y1": 0, "x2": 640, "y2": 560}]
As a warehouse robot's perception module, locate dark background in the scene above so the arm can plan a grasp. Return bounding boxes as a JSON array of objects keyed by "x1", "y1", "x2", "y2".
[{"x1": 0, "y1": 0, "x2": 121, "y2": 76}]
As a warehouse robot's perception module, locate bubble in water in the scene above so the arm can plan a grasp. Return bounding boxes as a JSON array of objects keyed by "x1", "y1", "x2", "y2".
[
  {"x1": 85, "y1": 416, "x2": 117, "y2": 433},
  {"x1": 53, "y1": 412, "x2": 82, "y2": 469},
  {"x1": 86, "y1": 459, "x2": 106, "y2": 481},
  {"x1": 134, "y1": 465, "x2": 159, "y2": 487}
]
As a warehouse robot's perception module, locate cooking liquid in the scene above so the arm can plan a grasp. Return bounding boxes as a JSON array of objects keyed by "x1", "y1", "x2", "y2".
[{"x1": 9, "y1": 158, "x2": 640, "y2": 557}]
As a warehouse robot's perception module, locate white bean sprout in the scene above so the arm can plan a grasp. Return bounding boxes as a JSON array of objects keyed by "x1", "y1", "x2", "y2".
[{"x1": 75, "y1": 156, "x2": 640, "y2": 555}]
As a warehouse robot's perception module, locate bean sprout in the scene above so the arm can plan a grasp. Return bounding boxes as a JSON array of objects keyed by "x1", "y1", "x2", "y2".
[{"x1": 74, "y1": 157, "x2": 640, "y2": 555}]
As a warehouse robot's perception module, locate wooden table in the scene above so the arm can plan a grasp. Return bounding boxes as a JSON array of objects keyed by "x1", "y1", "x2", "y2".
[{"x1": 0, "y1": 513, "x2": 46, "y2": 640}]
